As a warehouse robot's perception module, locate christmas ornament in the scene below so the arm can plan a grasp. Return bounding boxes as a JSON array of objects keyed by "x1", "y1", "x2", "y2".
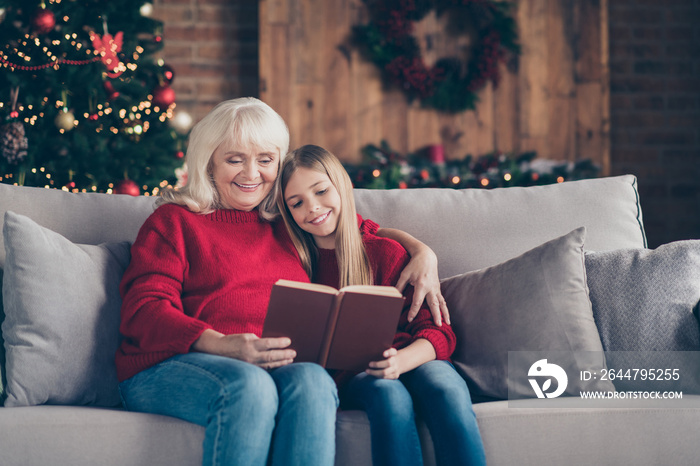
[
  {"x1": 103, "y1": 80, "x2": 120, "y2": 100},
  {"x1": 91, "y1": 32, "x2": 125, "y2": 78},
  {"x1": 152, "y1": 84, "x2": 175, "y2": 107},
  {"x1": 54, "y1": 109, "x2": 76, "y2": 131},
  {"x1": 113, "y1": 179, "x2": 140, "y2": 196},
  {"x1": 428, "y1": 144, "x2": 445, "y2": 164},
  {"x1": 170, "y1": 110, "x2": 193, "y2": 134},
  {"x1": 175, "y1": 164, "x2": 188, "y2": 188},
  {"x1": 0, "y1": 121, "x2": 28, "y2": 164},
  {"x1": 162, "y1": 64, "x2": 175, "y2": 84},
  {"x1": 32, "y1": 7, "x2": 56, "y2": 34},
  {"x1": 353, "y1": 0, "x2": 520, "y2": 113}
]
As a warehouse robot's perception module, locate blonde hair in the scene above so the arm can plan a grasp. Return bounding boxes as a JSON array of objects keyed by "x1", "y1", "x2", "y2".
[
  {"x1": 159, "y1": 97, "x2": 289, "y2": 220},
  {"x1": 277, "y1": 145, "x2": 373, "y2": 288}
]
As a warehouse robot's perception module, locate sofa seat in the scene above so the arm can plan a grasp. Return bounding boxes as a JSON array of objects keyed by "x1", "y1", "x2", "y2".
[{"x1": 3, "y1": 400, "x2": 700, "y2": 466}]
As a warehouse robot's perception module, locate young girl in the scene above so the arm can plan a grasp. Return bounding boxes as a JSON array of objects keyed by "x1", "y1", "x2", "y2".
[{"x1": 277, "y1": 144, "x2": 487, "y2": 466}]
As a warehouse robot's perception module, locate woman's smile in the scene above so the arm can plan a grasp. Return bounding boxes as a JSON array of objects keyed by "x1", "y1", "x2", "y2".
[{"x1": 234, "y1": 181, "x2": 262, "y2": 192}]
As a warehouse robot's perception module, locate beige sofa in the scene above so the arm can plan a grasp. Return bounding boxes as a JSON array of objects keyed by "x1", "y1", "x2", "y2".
[{"x1": 2, "y1": 175, "x2": 700, "y2": 466}]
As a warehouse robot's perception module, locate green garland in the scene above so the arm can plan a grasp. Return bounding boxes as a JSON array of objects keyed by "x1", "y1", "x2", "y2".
[
  {"x1": 345, "y1": 141, "x2": 600, "y2": 190},
  {"x1": 353, "y1": 0, "x2": 520, "y2": 113}
]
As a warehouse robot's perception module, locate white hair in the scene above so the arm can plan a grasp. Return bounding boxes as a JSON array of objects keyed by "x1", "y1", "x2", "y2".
[{"x1": 159, "y1": 97, "x2": 290, "y2": 220}]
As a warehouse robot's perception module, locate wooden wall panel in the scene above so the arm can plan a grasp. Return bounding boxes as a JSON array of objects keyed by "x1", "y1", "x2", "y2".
[{"x1": 259, "y1": 0, "x2": 609, "y2": 172}]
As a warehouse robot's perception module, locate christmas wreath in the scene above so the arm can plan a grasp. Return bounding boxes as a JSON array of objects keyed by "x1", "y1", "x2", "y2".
[{"x1": 353, "y1": 0, "x2": 520, "y2": 113}]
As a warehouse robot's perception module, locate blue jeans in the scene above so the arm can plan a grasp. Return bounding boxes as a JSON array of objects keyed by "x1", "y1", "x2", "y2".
[
  {"x1": 342, "y1": 360, "x2": 486, "y2": 466},
  {"x1": 119, "y1": 353, "x2": 338, "y2": 466}
]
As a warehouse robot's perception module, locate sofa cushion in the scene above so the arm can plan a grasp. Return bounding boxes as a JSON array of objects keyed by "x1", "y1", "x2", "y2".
[
  {"x1": 0, "y1": 406, "x2": 204, "y2": 466},
  {"x1": 585, "y1": 240, "x2": 700, "y2": 352},
  {"x1": 0, "y1": 183, "x2": 156, "y2": 269},
  {"x1": 355, "y1": 175, "x2": 646, "y2": 279},
  {"x1": 441, "y1": 227, "x2": 613, "y2": 401},
  {"x1": 0, "y1": 282, "x2": 5, "y2": 401},
  {"x1": 2, "y1": 211, "x2": 130, "y2": 407}
]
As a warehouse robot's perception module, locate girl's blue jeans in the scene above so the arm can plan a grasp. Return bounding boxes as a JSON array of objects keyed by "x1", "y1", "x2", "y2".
[
  {"x1": 119, "y1": 353, "x2": 338, "y2": 466},
  {"x1": 342, "y1": 360, "x2": 487, "y2": 466}
]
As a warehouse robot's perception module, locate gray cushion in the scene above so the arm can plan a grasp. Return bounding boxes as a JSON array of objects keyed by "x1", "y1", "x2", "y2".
[
  {"x1": 441, "y1": 227, "x2": 613, "y2": 401},
  {"x1": 0, "y1": 183, "x2": 156, "y2": 269},
  {"x1": 2, "y1": 211, "x2": 130, "y2": 407},
  {"x1": 0, "y1": 281, "x2": 5, "y2": 402},
  {"x1": 355, "y1": 175, "x2": 647, "y2": 278},
  {"x1": 586, "y1": 241, "x2": 700, "y2": 352}
]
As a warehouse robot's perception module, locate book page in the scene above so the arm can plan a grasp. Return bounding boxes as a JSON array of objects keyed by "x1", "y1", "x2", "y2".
[
  {"x1": 274, "y1": 279, "x2": 339, "y2": 294},
  {"x1": 263, "y1": 284, "x2": 336, "y2": 364},
  {"x1": 338, "y1": 284, "x2": 403, "y2": 297},
  {"x1": 324, "y1": 292, "x2": 404, "y2": 372}
]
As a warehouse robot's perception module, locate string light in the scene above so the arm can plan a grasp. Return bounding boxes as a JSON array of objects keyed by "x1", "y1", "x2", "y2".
[{"x1": 1, "y1": 2, "x2": 183, "y2": 195}]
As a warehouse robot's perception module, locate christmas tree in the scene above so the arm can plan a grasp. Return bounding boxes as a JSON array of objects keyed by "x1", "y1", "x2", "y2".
[{"x1": 0, "y1": 0, "x2": 186, "y2": 195}]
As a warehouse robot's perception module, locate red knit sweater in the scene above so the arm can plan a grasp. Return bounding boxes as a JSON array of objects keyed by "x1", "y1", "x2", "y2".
[
  {"x1": 115, "y1": 203, "x2": 310, "y2": 382},
  {"x1": 315, "y1": 218, "x2": 456, "y2": 365}
]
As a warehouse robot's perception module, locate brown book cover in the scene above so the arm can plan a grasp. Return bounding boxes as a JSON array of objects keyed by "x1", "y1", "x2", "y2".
[{"x1": 262, "y1": 279, "x2": 405, "y2": 371}]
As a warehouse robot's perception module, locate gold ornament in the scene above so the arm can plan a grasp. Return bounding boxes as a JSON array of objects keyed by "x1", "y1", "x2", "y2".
[{"x1": 54, "y1": 109, "x2": 75, "y2": 131}]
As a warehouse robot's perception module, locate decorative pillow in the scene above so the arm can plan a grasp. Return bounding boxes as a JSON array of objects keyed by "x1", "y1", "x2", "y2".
[
  {"x1": 2, "y1": 211, "x2": 130, "y2": 407},
  {"x1": 0, "y1": 286, "x2": 5, "y2": 402},
  {"x1": 441, "y1": 227, "x2": 613, "y2": 401},
  {"x1": 585, "y1": 241, "x2": 700, "y2": 352}
]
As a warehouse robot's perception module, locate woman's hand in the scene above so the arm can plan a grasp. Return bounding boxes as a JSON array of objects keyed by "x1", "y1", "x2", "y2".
[
  {"x1": 395, "y1": 246, "x2": 450, "y2": 326},
  {"x1": 376, "y1": 228, "x2": 450, "y2": 325},
  {"x1": 193, "y1": 329, "x2": 296, "y2": 369},
  {"x1": 366, "y1": 348, "x2": 401, "y2": 379}
]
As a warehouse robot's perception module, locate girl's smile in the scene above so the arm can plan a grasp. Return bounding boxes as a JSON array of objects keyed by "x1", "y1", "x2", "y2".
[{"x1": 310, "y1": 210, "x2": 332, "y2": 225}]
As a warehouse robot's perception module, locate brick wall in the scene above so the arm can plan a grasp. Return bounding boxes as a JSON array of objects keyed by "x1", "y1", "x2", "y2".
[
  {"x1": 152, "y1": 0, "x2": 259, "y2": 123},
  {"x1": 152, "y1": 0, "x2": 699, "y2": 248},
  {"x1": 608, "y1": 0, "x2": 700, "y2": 247}
]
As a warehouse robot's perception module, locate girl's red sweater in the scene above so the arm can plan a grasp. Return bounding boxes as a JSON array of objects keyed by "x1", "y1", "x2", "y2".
[
  {"x1": 115, "y1": 203, "x2": 310, "y2": 382},
  {"x1": 315, "y1": 218, "x2": 456, "y2": 367}
]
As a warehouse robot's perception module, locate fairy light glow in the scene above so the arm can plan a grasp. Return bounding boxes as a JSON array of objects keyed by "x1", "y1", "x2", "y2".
[{"x1": 1, "y1": 2, "x2": 184, "y2": 195}]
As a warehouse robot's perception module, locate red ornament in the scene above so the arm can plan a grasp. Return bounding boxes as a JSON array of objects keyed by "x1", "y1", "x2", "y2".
[
  {"x1": 152, "y1": 84, "x2": 176, "y2": 107},
  {"x1": 427, "y1": 144, "x2": 445, "y2": 164},
  {"x1": 103, "y1": 80, "x2": 120, "y2": 100},
  {"x1": 162, "y1": 64, "x2": 175, "y2": 84},
  {"x1": 91, "y1": 32, "x2": 124, "y2": 78},
  {"x1": 32, "y1": 8, "x2": 56, "y2": 34},
  {"x1": 175, "y1": 150, "x2": 184, "y2": 159},
  {"x1": 113, "y1": 179, "x2": 140, "y2": 196}
]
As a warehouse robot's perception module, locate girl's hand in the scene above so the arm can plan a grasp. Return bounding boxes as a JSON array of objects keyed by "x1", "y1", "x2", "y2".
[
  {"x1": 366, "y1": 348, "x2": 401, "y2": 379},
  {"x1": 395, "y1": 247, "x2": 450, "y2": 326},
  {"x1": 193, "y1": 329, "x2": 296, "y2": 369}
]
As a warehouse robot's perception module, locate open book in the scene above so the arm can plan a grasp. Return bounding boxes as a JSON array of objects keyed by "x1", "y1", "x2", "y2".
[{"x1": 262, "y1": 279, "x2": 405, "y2": 371}]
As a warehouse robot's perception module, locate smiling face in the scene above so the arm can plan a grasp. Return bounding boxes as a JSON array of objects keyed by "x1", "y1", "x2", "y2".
[
  {"x1": 210, "y1": 142, "x2": 279, "y2": 211},
  {"x1": 284, "y1": 166, "x2": 342, "y2": 249}
]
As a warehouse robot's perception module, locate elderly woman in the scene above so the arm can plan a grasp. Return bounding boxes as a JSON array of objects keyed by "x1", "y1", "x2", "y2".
[{"x1": 116, "y1": 97, "x2": 447, "y2": 466}]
